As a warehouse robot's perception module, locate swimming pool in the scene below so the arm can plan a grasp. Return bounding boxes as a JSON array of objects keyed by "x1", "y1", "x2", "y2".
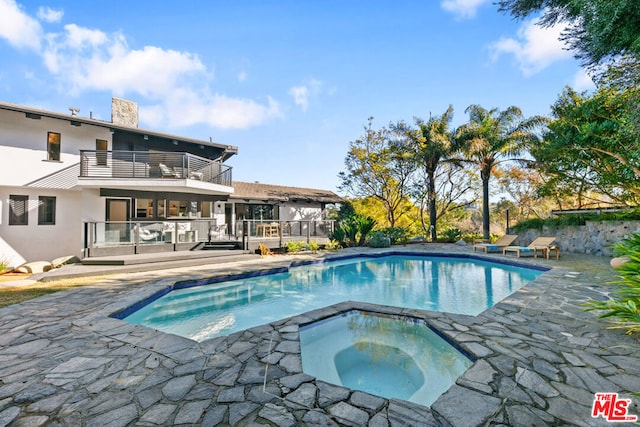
[{"x1": 117, "y1": 254, "x2": 544, "y2": 341}]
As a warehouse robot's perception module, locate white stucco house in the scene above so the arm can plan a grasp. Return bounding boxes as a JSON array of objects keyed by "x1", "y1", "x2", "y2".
[{"x1": 0, "y1": 98, "x2": 341, "y2": 266}]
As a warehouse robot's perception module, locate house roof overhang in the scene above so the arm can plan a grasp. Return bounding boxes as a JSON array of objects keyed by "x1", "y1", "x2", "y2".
[
  {"x1": 230, "y1": 181, "x2": 343, "y2": 204},
  {"x1": 0, "y1": 101, "x2": 238, "y2": 161}
]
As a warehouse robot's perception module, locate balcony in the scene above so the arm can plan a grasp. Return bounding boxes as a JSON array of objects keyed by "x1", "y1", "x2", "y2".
[{"x1": 79, "y1": 150, "x2": 232, "y2": 193}]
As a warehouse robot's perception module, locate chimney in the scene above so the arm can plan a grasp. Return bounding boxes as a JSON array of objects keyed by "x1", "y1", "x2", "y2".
[{"x1": 111, "y1": 97, "x2": 139, "y2": 127}]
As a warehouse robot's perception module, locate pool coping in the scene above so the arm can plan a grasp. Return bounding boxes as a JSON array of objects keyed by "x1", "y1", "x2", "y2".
[{"x1": 1, "y1": 245, "x2": 638, "y2": 426}]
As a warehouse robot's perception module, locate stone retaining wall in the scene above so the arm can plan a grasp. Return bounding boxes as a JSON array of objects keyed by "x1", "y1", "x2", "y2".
[{"x1": 513, "y1": 220, "x2": 640, "y2": 256}]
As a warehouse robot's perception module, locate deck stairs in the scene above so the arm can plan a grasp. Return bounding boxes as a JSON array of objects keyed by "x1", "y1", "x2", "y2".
[{"x1": 201, "y1": 240, "x2": 242, "y2": 250}]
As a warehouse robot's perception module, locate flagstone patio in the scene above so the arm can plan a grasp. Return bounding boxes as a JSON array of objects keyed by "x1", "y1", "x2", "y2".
[{"x1": 0, "y1": 244, "x2": 638, "y2": 426}]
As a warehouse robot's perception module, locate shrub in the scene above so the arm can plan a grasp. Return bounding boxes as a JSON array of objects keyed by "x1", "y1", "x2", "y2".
[
  {"x1": 368, "y1": 231, "x2": 391, "y2": 248},
  {"x1": 378, "y1": 227, "x2": 409, "y2": 245},
  {"x1": 332, "y1": 214, "x2": 377, "y2": 247},
  {"x1": 439, "y1": 228, "x2": 462, "y2": 243},
  {"x1": 307, "y1": 240, "x2": 320, "y2": 253},
  {"x1": 285, "y1": 240, "x2": 306, "y2": 253},
  {"x1": 0, "y1": 256, "x2": 10, "y2": 273},
  {"x1": 511, "y1": 209, "x2": 640, "y2": 233},
  {"x1": 462, "y1": 231, "x2": 486, "y2": 243},
  {"x1": 511, "y1": 217, "x2": 549, "y2": 231},
  {"x1": 584, "y1": 232, "x2": 640, "y2": 335},
  {"x1": 324, "y1": 239, "x2": 341, "y2": 251}
]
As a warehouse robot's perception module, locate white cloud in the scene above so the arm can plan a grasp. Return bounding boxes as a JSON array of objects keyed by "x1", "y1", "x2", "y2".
[
  {"x1": 141, "y1": 92, "x2": 282, "y2": 129},
  {"x1": 43, "y1": 29, "x2": 207, "y2": 98},
  {"x1": 489, "y1": 17, "x2": 573, "y2": 76},
  {"x1": 289, "y1": 85, "x2": 309, "y2": 111},
  {"x1": 289, "y1": 78, "x2": 323, "y2": 111},
  {"x1": 572, "y1": 68, "x2": 596, "y2": 91},
  {"x1": 0, "y1": 0, "x2": 42, "y2": 50},
  {"x1": 441, "y1": 0, "x2": 489, "y2": 20},
  {"x1": 37, "y1": 6, "x2": 63, "y2": 23},
  {"x1": 44, "y1": 28, "x2": 281, "y2": 128},
  {"x1": 63, "y1": 23, "x2": 109, "y2": 49},
  {"x1": 0, "y1": 2, "x2": 282, "y2": 130}
]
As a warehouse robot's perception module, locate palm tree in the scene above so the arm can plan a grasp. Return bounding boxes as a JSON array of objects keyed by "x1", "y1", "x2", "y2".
[
  {"x1": 399, "y1": 105, "x2": 457, "y2": 241},
  {"x1": 456, "y1": 104, "x2": 547, "y2": 239}
]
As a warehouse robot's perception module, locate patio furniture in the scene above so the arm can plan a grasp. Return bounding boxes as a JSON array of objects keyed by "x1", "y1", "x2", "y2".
[
  {"x1": 473, "y1": 234, "x2": 517, "y2": 253},
  {"x1": 159, "y1": 163, "x2": 178, "y2": 178},
  {"x1": 209, "y1": 224, "x2": 227, "y2": 240},
  {"x1": 138, "y1": 225, "x2": 162, "y2": 242},
  {"x1": 176, "y1": 222, "x2": 196, "y2": 242},
  {"x1": 503, "y1": 237, "x2": 557, "y2": 258},
  {"x1": 545, "y1": 245, "x2": 560, "y2": 260},
  {"x1": 256, "y1": 223, "x2": 279, "y2": 237}
]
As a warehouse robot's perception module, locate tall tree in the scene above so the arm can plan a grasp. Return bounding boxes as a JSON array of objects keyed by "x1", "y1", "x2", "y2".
[
  {"x1": 395, "y1": 105, "x2": 458, "y2": 241},
  {"x1": 496, "y1": 0, "x2": 640, "y2": 67},
  {"x1": 426, "y1": 163, "x2": 477, "y2": 235},
  {"x1": 338, "y1": 118, "x2": 416, "y2": 227},
  {"x1": 495, "y1": 165, "x2": 554, "y2": 220},
  {"x1": 455, "y1": 105, "x2": 547, "y2": 239},
  {"x1": 533, "y1": 86, "x2": 640, "y2": 205}
]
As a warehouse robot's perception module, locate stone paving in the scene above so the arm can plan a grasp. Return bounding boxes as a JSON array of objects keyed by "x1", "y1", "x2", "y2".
[{"x1": 0, "y1": 244, "x2": 639, "y2": 426}]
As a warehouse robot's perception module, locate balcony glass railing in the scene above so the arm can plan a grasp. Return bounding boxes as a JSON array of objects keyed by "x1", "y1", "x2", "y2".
[{"x1": 79, "y1": 150, "x2": 232, "y2": 186}]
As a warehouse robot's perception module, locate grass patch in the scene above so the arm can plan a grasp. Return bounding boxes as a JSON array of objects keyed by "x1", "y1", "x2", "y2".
[{"x1": 0, "y1": 275, "x2": 109, "y2": 308}]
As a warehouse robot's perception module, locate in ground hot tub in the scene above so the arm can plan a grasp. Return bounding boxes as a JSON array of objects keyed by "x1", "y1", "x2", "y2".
[{"x1": 299, "y1": 310, "x2": 473, "y2": 406}]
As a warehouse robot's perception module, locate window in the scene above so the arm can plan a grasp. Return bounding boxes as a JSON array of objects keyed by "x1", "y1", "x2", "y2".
[
  {"x1": 9, "y1": 195, "x2": 28, "y2": 225},
  {"x1": 168, "y1": 200, "x2": 199, "y2": 217},
  {"x1": 135, "y1": 198, "x2": 153, "y2": 218},
  {"x1": 47, "y1": 132, "x2": 61, "y2": 161},
  {"x1": 236, "y1": 203, "x2": 277, "y2": 220},
  {"x1": 169, "y1": 200, "x2": 188, "y2": 217},
  {"x1": 96, "y1": 139, "x2": 108, "y2": 166},
  {"x1": 38, "y1": 196, "x2": 56, "y2": 225}
]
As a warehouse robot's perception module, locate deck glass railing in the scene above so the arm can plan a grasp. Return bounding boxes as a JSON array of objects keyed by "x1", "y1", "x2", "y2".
[
  {"x1": 84, "y1": 219, "x2": 336, "y2": 251},
  {"x1": 79, "y1": 150, "x2": 232, "y2": 186},
  {"x1": 86, "y1": 220, "x2": 219, "y2": 247},
  {"x1": 241, "y1": 220, "x2": 335, "y2": 240}
]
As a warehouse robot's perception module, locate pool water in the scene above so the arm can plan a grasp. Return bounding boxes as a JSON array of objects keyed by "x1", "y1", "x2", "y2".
[
  {"x1": 299, "y1": 310, "x2": 474, "y2": 406},
  {"x1": 120, "y1": 254, "x2": 543, "y2": 341}
]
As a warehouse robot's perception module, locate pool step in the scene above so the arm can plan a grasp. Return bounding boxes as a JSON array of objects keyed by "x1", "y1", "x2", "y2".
[{"x1": 140, "y1": 285, "x2": 268, "y2": 322}]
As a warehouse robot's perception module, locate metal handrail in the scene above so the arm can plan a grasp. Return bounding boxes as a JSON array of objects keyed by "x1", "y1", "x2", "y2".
[{"x1": 79, "y1": 150, "x2": 232, "y2": 186}]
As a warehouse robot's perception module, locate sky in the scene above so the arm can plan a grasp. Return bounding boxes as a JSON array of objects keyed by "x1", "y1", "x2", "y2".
[{"x1": 0, "y1": 0, "x2": 595, "y2": 194}]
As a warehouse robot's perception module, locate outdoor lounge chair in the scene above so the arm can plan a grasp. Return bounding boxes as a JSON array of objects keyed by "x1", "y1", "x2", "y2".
[
  {"x1": 138, "y1": 227, "x2": 161, "y2": 242},
  {"x1": 503, "y1": 236, "x2": 558, "y2": 259},
  {"x1": 473, "y1": 234, "x2": 517, "y2": 253},
  {"x1": 159, "y1": 163, "x2": 179, "y2": 178}
]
